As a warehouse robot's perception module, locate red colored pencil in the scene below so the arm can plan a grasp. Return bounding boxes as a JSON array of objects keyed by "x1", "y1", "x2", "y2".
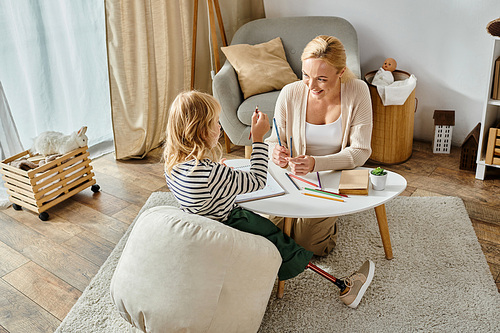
[
  {"x1": 248, "y1": 106, "x2": 259, "y2": 140},
  {"x1": 288, "y1": 173, "x2": 318, "y2": 187}
]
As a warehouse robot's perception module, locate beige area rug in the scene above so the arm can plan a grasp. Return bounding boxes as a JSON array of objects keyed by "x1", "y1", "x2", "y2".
[
  {"x1": 55, "y1": 193, "x2": 500, "y2": 333},
  {"x1": 411, "y1": 188, "x2": 500, "y2": 226}
]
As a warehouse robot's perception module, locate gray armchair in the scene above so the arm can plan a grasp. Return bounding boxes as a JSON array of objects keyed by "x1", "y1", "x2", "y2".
[{"x1": 213, "y1": 16, "x2": 360, "y2": 157}]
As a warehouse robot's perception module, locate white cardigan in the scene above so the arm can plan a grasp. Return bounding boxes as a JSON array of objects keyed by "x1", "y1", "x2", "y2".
[{"x1": 265, "y1": 79, "x2": 373, "y2": 172}]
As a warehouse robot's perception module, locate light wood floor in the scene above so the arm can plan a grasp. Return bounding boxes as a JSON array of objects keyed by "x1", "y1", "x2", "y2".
[{"x1": 0, "y1": 139, "x2": 499, "y2": 333}]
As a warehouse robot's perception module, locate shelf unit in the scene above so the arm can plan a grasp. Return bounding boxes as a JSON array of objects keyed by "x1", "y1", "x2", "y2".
[{"x1": 476, "y1": 37, "x2": 500, "y2": 180}]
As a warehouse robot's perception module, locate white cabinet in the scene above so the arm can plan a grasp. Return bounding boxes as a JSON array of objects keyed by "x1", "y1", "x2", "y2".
[{"x1": 476, "y1": 37, "x2": 500, "y2": 180}]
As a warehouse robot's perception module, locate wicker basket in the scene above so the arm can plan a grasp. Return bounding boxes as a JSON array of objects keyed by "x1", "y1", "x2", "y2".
[
  {"x1": 487, "y1": 18, "x2": 500, "y2": 37},
  {"x1": 364, "y1": 70, "x2": 417, "y2": 164},
  {"x1": 0, "y1": 146, "x2": 99, "y2": 220}
]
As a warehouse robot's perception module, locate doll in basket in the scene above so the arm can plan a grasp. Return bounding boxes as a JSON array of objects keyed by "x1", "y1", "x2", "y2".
[{"x1": 371, "y1": 58, "x2": 397, "y2": 86}]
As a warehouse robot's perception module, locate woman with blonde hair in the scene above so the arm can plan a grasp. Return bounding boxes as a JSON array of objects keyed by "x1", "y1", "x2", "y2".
[
  {"x1": 265, "y1": 35, "x2": 374, "y2": 300},
  {"x1": 164, "y1": 90, "x2": 374, "y2": 309},
  {"x1": 267, "y1": 35, "x2": 372, "y2": 177}
]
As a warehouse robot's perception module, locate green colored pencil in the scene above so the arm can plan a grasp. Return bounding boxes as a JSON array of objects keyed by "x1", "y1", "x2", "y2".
[{"x1": 304, "y1": 187, "x2": 343, "y2": 198}]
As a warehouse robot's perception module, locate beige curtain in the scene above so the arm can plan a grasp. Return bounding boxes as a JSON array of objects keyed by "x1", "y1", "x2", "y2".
[{"x1": 105, "y1": 0, "x2": 265, "y2": 160}]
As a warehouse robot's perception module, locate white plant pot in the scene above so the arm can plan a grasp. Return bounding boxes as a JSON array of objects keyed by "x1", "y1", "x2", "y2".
[{"x1": 370, "y1": 173, "x2": 387, "y2": 191}]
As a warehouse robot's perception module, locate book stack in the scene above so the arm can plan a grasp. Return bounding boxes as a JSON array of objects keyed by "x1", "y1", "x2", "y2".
[
  {"x1": 492, "y1": 56, "x2": 500, "y2": 100},
  {"x1": 338, "y1": 169, "x2": 369, "y2": 195}
]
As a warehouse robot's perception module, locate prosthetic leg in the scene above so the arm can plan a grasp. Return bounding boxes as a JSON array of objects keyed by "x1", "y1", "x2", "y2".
[{"x1": 306, "y1": 262, "x2": 347, "y2": 292}]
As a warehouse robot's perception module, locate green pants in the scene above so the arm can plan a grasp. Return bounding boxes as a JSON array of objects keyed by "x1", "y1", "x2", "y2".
[{"x1": 224, "y1": 207, "x2": 313, "y2": 280}]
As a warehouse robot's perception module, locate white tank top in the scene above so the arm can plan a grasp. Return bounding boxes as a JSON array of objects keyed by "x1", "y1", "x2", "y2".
[{"x1": 305, "y1": 116, "x2": 342, "y2": 156}]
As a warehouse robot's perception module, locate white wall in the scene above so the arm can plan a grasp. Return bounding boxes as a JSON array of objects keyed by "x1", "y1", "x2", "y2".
[{"x1": 264, "y1": 0, "x2": 499, "y2": 146}]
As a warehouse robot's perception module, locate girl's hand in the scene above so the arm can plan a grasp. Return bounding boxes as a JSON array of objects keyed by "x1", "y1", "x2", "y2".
[
  {"x1": 288, "y1": 155, "x2": 315, "y2": 176},
  {"x1": 250, "y1": 111, "x2": 270, "y2": 142},
  {"x1": 272, "y1": 145, "x2": 290, "y2": 168},
  {"x1": 220, "y1": 158, "x2": 233, "y2": 168}
]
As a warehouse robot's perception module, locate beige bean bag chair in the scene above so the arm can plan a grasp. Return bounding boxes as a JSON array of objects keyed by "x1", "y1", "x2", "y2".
[{"x1": 110, "y1": 206, "x2": 282, "y2": 333}]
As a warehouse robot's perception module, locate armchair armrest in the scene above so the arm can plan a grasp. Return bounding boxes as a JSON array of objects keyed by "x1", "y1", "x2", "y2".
[{"x1": 213, "y1": 61, "x2": 250, "y2": 146}]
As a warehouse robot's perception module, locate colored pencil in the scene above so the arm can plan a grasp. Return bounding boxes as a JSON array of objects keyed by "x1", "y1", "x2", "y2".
[
  {"x1": 302, "y1": 192, "x2": 344, "y2": 202},
  {"x1": 290, "y1": 137, "x2": 293, "y2": 157},
  {"x1": 273, "y1": 118, "x2": 282, "y2": 146},
  {"x1": 317, "y1": 172, "x2": 322, "y2": 189},
  {"x1": 285, "y1": 172, "x2": 300, "y2": 190},
  {"x1": 304, "y1": 187, "x2": 343, "y2": 198},
  {"x1": 288, "y1": 173, "x2": 318, "y2": 187},
  {"x1": 248, "y1": 106, "x2": 259, "y2": 140},
  {"x1": 315, "y1": 188, "x2": 348, "y2": 198}
]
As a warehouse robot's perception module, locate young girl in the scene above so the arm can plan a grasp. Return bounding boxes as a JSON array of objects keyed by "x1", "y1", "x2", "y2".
[{"x1": 163, "y1": 90, "x2": 374, "y2": 308}]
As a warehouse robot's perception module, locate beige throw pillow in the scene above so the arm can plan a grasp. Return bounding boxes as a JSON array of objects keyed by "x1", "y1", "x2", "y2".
[{"x1": 221, "y1": 37, "x2": 299, "y2": 99}]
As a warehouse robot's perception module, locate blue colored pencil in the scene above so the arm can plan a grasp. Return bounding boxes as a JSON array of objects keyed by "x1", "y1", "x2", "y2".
[
  {"x1": 285, "y1": 172, "x2": 300, "y2": 190},
  {"x1": 273, "y1": 118, "x2": 282, "y2": 146},
  {"x1": 317, "y1": 172, "x2": 322, "y2": 189}
]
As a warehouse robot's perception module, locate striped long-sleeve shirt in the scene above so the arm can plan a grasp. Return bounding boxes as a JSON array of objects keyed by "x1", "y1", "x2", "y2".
[{"x1": 165, "y1": 142, "x2": 268, "y2": 221}]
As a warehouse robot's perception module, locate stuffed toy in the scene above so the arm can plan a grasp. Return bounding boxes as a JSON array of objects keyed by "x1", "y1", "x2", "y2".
[{"x1": 31, "y1": 126, "x2": 88, "y2": 156}]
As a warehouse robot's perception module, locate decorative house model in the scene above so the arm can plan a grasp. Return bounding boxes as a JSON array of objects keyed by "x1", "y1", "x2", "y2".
[
  {"x1": 433, "y1": 110, "x2": 455, "y2": 154},
  {"x1": 460, "y1": 123, "x2": 481, "y2": 171}
]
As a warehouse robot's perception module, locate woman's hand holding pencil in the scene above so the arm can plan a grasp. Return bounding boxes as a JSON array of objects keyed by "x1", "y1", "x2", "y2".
[
  {"x1": 287, "y1": 155, "x2": 315, "y2": 176},
  {"x1": 271, "y1": 118, "x2": 290, "y2": 168},
  {"x1": 272, "y1": 145, "x2": 290, "y2": 168}
]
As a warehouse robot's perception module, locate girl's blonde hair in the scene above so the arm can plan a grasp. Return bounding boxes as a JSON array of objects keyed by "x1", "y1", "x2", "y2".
[
  {"x1": 301, "y1": 35, "x2": 357, "y2": 83},
  {"x1": 164, "y1": 90, "x2": 222, "y2": 175}
]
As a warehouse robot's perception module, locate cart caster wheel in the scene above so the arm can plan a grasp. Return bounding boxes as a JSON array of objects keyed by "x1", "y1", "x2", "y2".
[
  {"x1": 39, "y1": 212, "x2": 49, "y2": 221},
  {"x1": 12, "y1": 203, "x2": 22, "y2": 211},
  {"x1": 91, "y1": 184, "x2": 100, "y2": 193}
]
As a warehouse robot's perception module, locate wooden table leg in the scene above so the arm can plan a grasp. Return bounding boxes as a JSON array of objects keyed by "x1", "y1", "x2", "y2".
[
  {"x1": 374, "y1": 204, "x2": 393, "y2": 260},
  {"x1": 277, "y1": 217, "x2": 292, "y2": 298},
  {"x1": 244, "y1": 146, "x2": 252, "y2": 159}
]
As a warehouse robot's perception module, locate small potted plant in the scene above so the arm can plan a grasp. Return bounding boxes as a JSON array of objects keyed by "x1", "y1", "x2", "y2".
[{"x1": 370, "y1": 167, "x2": 388, "y2": 191}]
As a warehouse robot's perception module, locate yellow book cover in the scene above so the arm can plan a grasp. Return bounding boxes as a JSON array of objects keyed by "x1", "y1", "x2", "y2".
[{"x1": 338, "y1": 169, "x2": 369, "y2": 195}]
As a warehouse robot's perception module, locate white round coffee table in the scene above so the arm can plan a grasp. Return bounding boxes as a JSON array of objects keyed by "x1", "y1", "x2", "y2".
[{"x1": 229, "y1": 159, "x2": 407, "y2": 298}]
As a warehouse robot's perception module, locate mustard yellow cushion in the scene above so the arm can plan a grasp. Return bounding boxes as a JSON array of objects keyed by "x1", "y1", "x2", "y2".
[{"x1": 221, "y1": 37, "x2": 299, "y2": 99}]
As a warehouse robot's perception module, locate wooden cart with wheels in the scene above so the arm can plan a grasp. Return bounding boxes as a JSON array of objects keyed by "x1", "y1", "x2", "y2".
[{"x1": 0, "y1": 146, "x2": 99, "y2": 220}]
